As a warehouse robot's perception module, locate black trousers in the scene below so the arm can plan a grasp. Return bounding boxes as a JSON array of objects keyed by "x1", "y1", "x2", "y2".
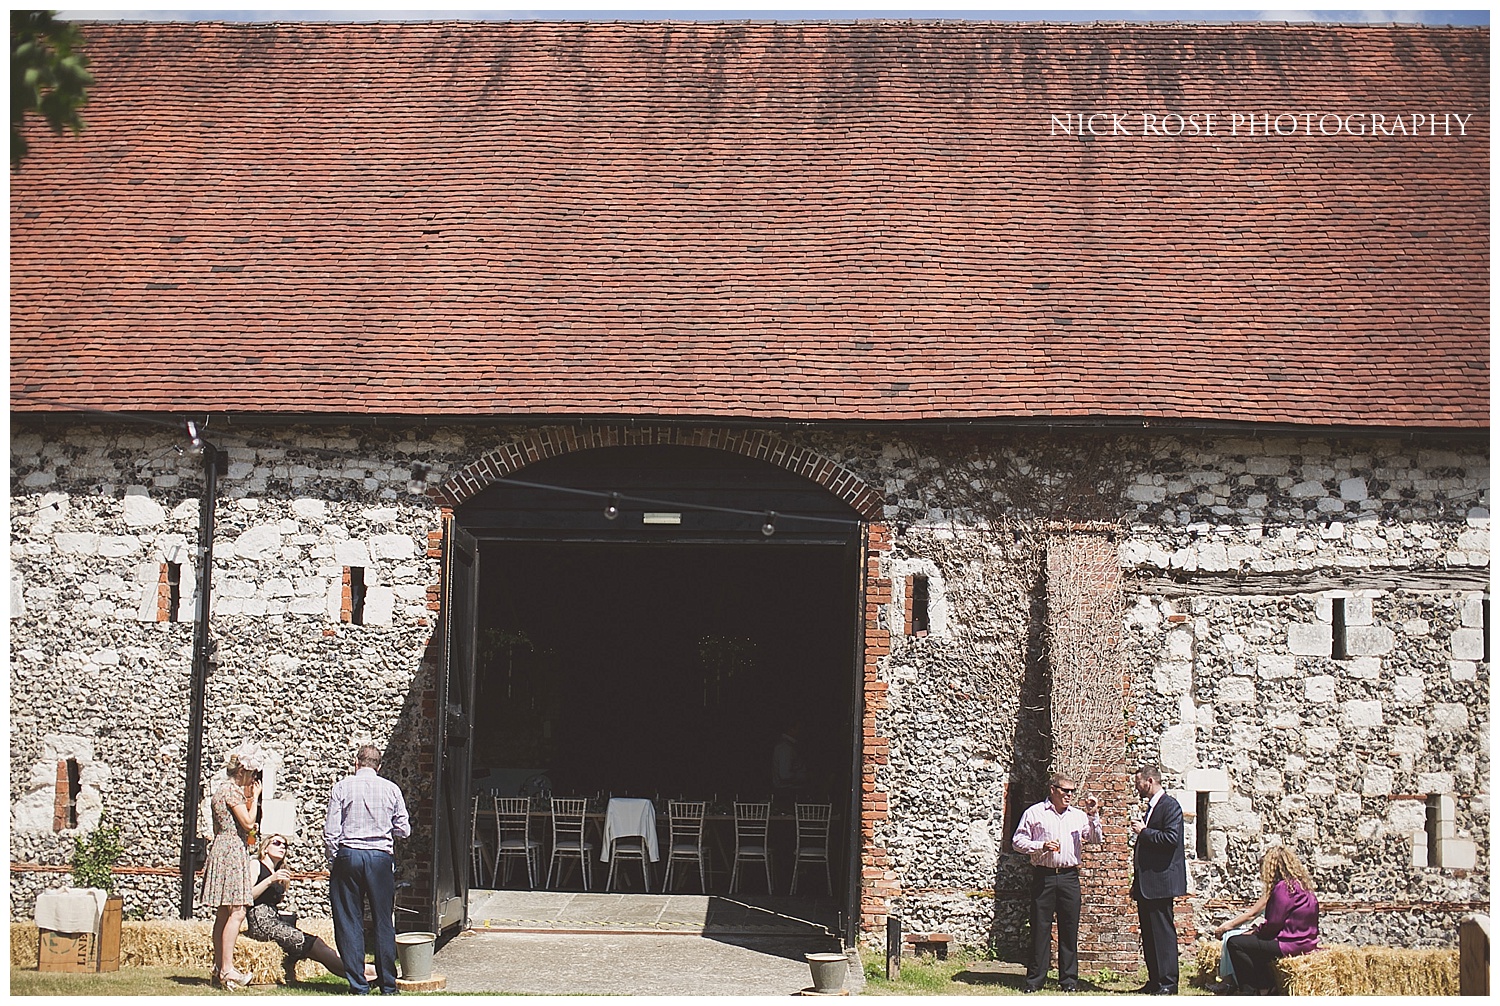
[
  {"x1": 1136, "y1": 897, "x2": 1179, "y2": 993},
  {"x1": 1028, "y1": 868, "x2": 1081, "y2": 990},
  {"x1": 1226, "y1": 932, "x2": 1285, "y2": 992}
]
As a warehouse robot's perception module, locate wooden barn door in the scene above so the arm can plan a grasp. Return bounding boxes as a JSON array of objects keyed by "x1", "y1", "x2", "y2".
[{"x1": 431, "y1": 516, "x2": 478, "y2": 934}]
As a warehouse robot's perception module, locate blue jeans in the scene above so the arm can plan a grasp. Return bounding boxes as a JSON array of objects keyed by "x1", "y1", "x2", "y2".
[{"x1": 330, "y1": 848, "x2": 397, "y2": 994}]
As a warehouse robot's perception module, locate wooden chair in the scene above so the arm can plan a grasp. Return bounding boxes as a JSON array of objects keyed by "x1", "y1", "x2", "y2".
[
  {"x1": 730, "y1": 801, "x2": 774, "y2": 895},
  {"x1": 661, "y1": 800, "x2": 708, "y2": 893},
  {"x1": 790, "y1": 802, "x2": 833, "y2": 896},
  {"x1": 493, "y1": 796, "x2": 541, "y2": 889},
  {"x1": 603, "y1": 797, "x2": 657, "y2": 893},
  {"x1": 545, "y1": 797, "x2": 594, "y2": 891}
]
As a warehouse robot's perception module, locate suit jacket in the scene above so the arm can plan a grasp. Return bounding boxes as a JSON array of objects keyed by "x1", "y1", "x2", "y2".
[{"x1": 1131, "y1": 792, "x2": 1188, "y2": 900}]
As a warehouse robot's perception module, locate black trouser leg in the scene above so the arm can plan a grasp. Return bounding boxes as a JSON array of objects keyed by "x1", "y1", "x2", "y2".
[
  {"x1": 1028, "y1": 873, "x2": 1057, "y2": 989},
  {"x1": 1226, "y1": 932, "x2": 1284, "y2": 992},
  {"x1": 1054, "y1": 873, "x2": 1081, "y2": 985}
]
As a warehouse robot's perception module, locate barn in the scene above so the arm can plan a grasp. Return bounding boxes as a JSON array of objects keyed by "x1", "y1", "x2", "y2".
[{"x1": 9, "y1": 19, "x2": 1487, "y2": 963}]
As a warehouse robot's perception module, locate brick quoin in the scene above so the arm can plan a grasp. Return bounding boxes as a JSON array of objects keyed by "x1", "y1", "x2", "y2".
[{"x1": 1044, "y1": 531, "x2": 1196, "y2": 971}]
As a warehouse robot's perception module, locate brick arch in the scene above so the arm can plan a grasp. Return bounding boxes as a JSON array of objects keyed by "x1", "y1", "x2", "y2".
[{"x1": 432, "y1": 424, "x2": 884, "y2": 519}]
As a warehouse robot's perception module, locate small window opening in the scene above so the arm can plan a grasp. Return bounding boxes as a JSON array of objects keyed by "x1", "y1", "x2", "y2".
[
  {"x1": 1424, "y1": 794, "x2": 1442, "y2": 867},
  {"x1": 1195, "y1": 791, "x2": 1210, "y2": 859},
  {"x1": 1331, "y1": 597, "x2": 1348, "y2": 660},
  {"x1": 1483, "y1": 598, "x2": 1490, "y2": 663},
  {"x1": 54, "y1": 758, "x2": 81, "y2": 831},
  {"x1": 167, "y1": 562, "x2": 182, "y2": 621},
  {"x1": 910, "y1": 575, "x2": 930, "y2": 636},
  {"x1": 348, "y1": 567, "x2": 367, "y2": 625}
]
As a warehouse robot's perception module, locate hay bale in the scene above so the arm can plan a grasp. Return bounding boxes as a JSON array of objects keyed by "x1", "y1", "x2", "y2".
[
  {"x1": 1193, "y1": 937, "x2": 1221, "y2": 984},
  {"x1": 1278, "y1": 944, "x2": 1459, "y2": 997},
  {"x1": 11, "y1": 918, "x2": 342, "y2": 985}
]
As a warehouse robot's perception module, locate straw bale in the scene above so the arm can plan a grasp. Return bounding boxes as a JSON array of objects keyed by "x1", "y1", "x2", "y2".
[
  {"x1": 11, "y1": 918, "x2": 341, "y2": 985},
  {"x1": 1279, "y1": 944, "x2": 1458, "y2": 997},
  {"x1": 1193, "y1": 937, "x2": 1221, "y2": 982},
  {"x1": 1185, "y1": 936, "x2": 1457, "y2": 996}
]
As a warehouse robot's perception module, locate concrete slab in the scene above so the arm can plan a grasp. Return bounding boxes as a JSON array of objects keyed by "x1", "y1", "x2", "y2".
[
  {"x1": 433, "y1": 930, "x2": 849, "y2": 996},
  {"x1": 438, "y1": 890, "x2": 861, "y2": 995}
]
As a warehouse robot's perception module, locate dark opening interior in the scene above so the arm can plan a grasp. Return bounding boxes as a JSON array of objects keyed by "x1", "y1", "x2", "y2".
[{"x1": 472, "y1": 540, "x2": 856, "y2": 805}]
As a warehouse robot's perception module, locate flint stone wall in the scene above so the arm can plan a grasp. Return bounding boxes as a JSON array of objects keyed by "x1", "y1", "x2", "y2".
[{"x1": 10, "y1": 422, "x2": 1487, "y2": 957}]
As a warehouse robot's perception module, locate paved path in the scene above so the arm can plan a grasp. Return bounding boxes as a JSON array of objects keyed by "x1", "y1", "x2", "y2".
[{"x1": 428, "y1": 890, "x2": 860, "y2": 995}]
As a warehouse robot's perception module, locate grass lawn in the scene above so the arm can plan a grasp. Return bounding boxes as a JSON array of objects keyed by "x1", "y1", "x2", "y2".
[
  {"x1": 859, "y1": 950, "x2": 1212, "y2": 996},
  {"x1": 9, "y1": 967, "x2": 354, "y2": 996}
]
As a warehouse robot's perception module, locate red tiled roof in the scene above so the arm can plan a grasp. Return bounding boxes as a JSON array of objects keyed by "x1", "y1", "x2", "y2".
[{"x1": 9, "y1": 21, "x2": 1489, "y2": 427}]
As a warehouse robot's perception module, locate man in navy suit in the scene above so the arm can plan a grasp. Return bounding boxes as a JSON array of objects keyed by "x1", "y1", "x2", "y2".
[{"x1": 1130, "y1": 764, "x2": 1187, "y2": 995}]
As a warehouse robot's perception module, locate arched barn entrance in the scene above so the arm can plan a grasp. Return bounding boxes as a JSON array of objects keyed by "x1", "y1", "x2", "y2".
[{"x1": 430, "y1": 439, "x2": 872, "y2": 943}]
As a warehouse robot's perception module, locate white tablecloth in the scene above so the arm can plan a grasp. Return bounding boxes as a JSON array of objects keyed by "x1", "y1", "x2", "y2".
[
  {"x1": 600, "y1": 798, "x2": 659, "y2": 862},
  {"x1": 35, "y1": 888, "x2": 107, "y2": 934}
]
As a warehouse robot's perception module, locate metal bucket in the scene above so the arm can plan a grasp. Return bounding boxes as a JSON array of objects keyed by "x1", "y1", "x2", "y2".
[
  {"x1": 805, "y1": 952, "x2": 849, "y2": 994},
  {"x1": 395, "y1": 932, "x2": 436, "y2": 981}
]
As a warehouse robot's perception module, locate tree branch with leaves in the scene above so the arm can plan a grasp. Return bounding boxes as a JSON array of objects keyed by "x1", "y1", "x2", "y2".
[{"x1": 11, "y1": 10, "x2": 93, "y2": 169}]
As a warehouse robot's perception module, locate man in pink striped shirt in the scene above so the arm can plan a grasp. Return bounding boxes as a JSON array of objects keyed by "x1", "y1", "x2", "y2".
[
  {"x1": 324, "y1": 745, "x2": 410, "y2": 995},
  {"x1": 1012, "y1": 773, "x2": 1104, "y2": 993}
]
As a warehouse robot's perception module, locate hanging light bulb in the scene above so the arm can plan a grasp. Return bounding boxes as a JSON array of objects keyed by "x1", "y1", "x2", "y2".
[
  {"x1": 185, "y1": 421, "x2": 205, "y2": 457},
  {"x1": 604, "y1": 493, "x2": 621, "y2": 520},
  {"x1": 761, "y1": 511, "x2": 777, "y2": 537}
]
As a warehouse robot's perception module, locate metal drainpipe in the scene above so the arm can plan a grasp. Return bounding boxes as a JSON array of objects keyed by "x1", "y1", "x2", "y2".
[{"x1": 179, "y1": 440, "x2": 221, "y2": 918}]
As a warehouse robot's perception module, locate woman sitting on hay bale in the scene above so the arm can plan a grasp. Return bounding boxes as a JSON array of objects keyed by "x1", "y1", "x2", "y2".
[
  {"x1": 1215, "y1": 846, "x2": 1320, "y2": 995},
  {"x1": 247, "y1": 834, "x2": 362, "y2": 986}
]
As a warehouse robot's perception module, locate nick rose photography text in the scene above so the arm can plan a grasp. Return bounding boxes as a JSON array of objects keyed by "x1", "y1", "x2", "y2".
[{"x1": 1051, "y1": 111, "x2": 1476, "y2": 137}]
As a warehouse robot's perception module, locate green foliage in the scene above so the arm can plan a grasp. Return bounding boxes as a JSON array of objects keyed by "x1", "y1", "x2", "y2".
[
  {"x1": 11, "y1": 10, "x2": 94, "y2": 168},
  {"x1": 71, "y1": 815, "x2": 124, "y2": 893},
  {"x1": 1092, "y1": 966, "x2": 1123, "y2": 984}
]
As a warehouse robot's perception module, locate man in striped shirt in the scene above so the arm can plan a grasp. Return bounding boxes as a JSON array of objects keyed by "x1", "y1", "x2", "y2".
[
  {"x1": 1012, "y1": 773, "x2": 1104, "y2": 994},
  {"x1": 324, "y1": 744, "x2": 411, "y2": 995}
]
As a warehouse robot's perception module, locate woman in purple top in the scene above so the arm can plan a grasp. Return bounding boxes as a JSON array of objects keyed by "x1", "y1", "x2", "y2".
[{"x1": 1224, "y1": 846, "x2": 1320, "y2": 994}]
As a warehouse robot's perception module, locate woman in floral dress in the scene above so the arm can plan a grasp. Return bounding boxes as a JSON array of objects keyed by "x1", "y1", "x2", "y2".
[{"x1": 200, "y1": 742, "x2": 263, "y2": 989}]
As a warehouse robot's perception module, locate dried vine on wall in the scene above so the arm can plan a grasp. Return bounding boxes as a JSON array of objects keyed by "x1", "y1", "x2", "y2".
[{"x1": 891, "y1": 431, "x2": 1139, "y2": 790}]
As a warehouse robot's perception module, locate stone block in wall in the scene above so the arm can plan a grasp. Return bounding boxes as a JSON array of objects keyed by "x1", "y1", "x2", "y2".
[
  {"x1": 334, "y1": 541, "x2": 372, "y2": 566},
  {"x1": 1450, "y1": 629, "x2": 1485, "y2": 661},
  {"x1": 1344, "y1": 625, "x2": 1394, "y2": 656},
  {"x1": 1431, "y1": 703, "x2": 1470, "y2": 733},
  {"x1": 1437, "y1": 837, "x2": 1478, "y2": 871},
  {"x1": 1345, "y1": 596, "x2": 1374, "y2": 625},
  {"x1": 1153, "y1": 660, "x2": 1191, "y2": 696},
  {"x1": 1450, "y1": 660, "x2": 1477, "y2": 681},
  {"x1": 1303, "y1": 727, "x2": 1341, "y2": 755},
  {"x1": 1185, "y1": 767, "x2": 1229, "y2": 793},
  {"x1": 1304, "y1": 675, "x2": 1336, "y2": 703},
  {"x1": 1257, "y1": 654, "x2": 1297, "y2": 679},
  {"x1": 1288, "y1": 623, "x2": 1331, "y2": 656},
  {"x1": 1217, "y1": 678, "x2": 1255, "y2": 705},
  {"x1": 1339, "y1": 700, "x2": 1383, "y2": 729},
  {"x1": 1417, "y1": 772, "x2": 1455, "y2": 796},
  {"x1": 363, "y1": 587, "x2": 396, "y2": 626},
  {"x1": 1346, "y1": 656, "x2": 1381, "y2": 681},
  {"x1": 1392, "y1": 676, "x2": 1425, "y2": 704},
  {"x1": 1360, "y1": 765, "x2": 1393, "y2": 796},
  {"x1": 1159, "y1": 723, "x2": 1195, "y2": 772}
]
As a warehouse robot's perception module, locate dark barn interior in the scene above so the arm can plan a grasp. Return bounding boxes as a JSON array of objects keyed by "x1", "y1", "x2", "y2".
[{"x1": 472, "y1": 540, "x2": 856, "y2": 803}]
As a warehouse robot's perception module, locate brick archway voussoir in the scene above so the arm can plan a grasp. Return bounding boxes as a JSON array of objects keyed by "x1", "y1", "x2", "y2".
[{"x1": 434, "y1": 424, "x2": 884, "y2": 519}]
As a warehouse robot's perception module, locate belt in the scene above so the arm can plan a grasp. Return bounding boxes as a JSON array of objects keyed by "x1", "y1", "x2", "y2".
[{"x1": 1033, "y1": 865, "x2": 1079, "y2": 874}]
